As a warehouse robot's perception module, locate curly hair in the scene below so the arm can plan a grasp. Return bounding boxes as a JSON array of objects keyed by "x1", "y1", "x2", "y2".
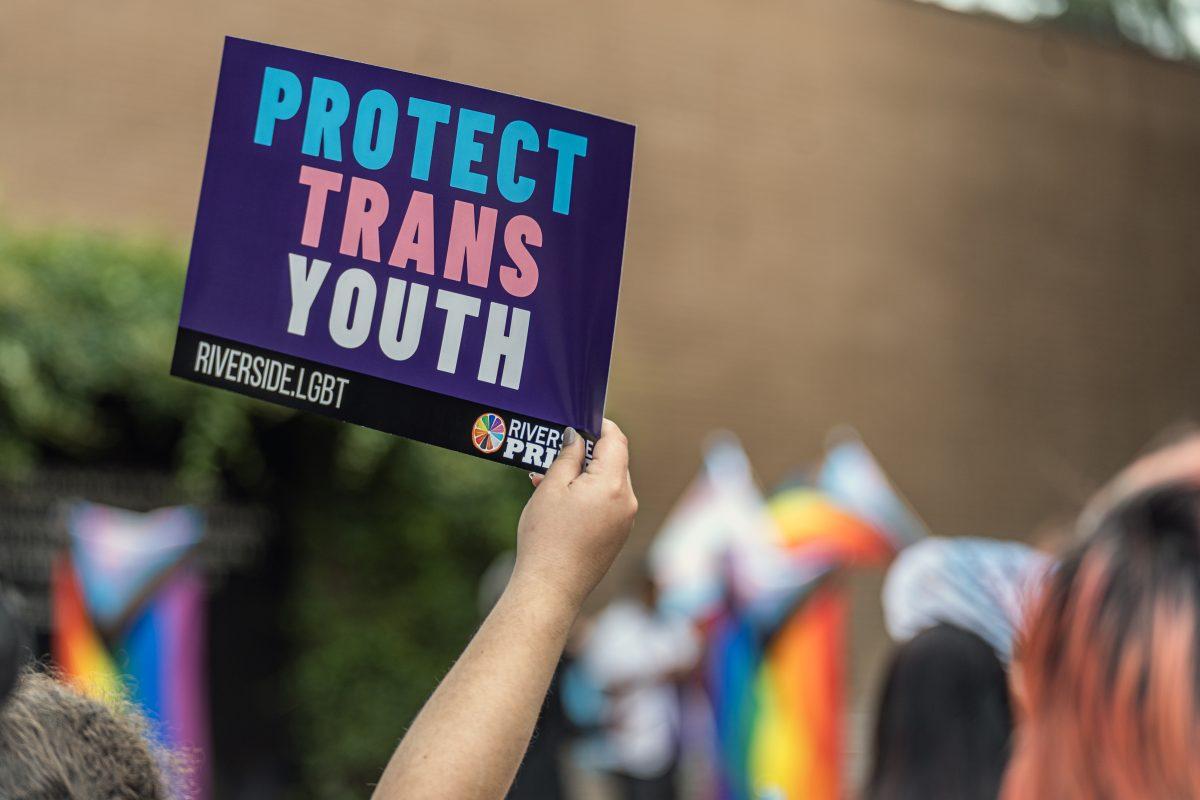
[{"x1": 0, "y1": 669, "x2": 170, "y2": 800}]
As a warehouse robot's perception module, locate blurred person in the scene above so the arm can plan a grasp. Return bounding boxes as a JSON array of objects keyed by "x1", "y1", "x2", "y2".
[
  {"x1": 0, "y1": 585, "x2": 174, "y2": 797},
  {"x1": 1004, "y1": 482, "x2": 1200, "y2": 799},
  {"x1": 865, "y1": 624, "x2": 1013, "y2": 800},
  {"x1": 0, "y1": 668, "x2": 170, "y2": 799},
  {"x1": 865, "y1": 536, "x2": 1043, "y2": 800},
  {"x1": 371, "y1": 421, "x2": 637, "y2": 800},
  {"x1": 579, "y1": 568, "x2": 699, "y2": 800}
]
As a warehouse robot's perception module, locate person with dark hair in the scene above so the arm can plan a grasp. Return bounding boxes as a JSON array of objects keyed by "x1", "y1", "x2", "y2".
[
  {"x1": 865, "y1": 623, "x2": 1013, "y2": 800},
  {"x1": 0, "y1": 669, "x2": 170, "y2": 799},
  {"x1": 1004, "y1": 482, "x2": 1200, "y2": 798}
]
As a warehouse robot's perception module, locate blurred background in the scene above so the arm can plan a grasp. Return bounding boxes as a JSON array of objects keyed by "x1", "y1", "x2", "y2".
[{"x1": 1, "y1": 0, "x2": 1199, "y2": 798}]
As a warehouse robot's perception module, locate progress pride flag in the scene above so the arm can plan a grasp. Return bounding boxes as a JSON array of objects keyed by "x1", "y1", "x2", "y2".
[{"x1": 173, "y1": 38, "x2": 634, "y2": 471}]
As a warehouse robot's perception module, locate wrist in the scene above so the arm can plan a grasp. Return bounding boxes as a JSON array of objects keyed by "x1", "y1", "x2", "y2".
[{"x1": 506, "y1": 561, "x2": 588, "y2": 623}]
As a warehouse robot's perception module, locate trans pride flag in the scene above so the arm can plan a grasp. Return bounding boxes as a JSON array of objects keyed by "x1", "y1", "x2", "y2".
[
  {"x1": 650, "y1": 431, "x2": 926, "y2": 800},
  {"x1": 52, "y1": 503, "x2": 209, "y2": 799}
]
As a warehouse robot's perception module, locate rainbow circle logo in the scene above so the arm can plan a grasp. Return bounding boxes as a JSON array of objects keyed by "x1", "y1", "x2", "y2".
[{"x1": 471, "y1": 413, "x2": 507, "y2": 454}]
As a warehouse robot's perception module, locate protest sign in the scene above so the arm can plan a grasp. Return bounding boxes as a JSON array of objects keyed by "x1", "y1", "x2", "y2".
[{"x1": 173, "y1": 37, "x2": 634, "y2": 471}]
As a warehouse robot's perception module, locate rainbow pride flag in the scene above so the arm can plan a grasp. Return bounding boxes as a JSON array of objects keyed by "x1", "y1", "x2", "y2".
[
  {"x1": 52, "y1": 502, "x2": 209, "y2": 799},
  {"x1": 653, "y1": 432, "x2": 925, "y2": 800},
  {"x1": 739, "y1": 487, "x2": 896, "y2": 800}
]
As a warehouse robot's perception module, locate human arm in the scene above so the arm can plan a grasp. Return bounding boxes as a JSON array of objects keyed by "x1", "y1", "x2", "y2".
[{"x1": 370, "y1": 420, "x2": 637, "y2": 800}]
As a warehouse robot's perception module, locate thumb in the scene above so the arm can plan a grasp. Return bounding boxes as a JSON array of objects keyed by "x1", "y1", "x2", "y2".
[{"x1": 543, "y1": 427, "x2": 586, "y2": 486}]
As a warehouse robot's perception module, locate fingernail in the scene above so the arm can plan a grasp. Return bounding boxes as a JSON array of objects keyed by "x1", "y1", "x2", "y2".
[
  {"x1": 562, "y1": 427, "x2": 578, "y2": 447},
  {"x1": 528, "y1": 472, "x2": 538, "y2": 483}
]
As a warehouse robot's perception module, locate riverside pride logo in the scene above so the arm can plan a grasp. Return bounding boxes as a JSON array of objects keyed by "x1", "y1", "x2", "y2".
[
  {"x1": 173, "y1": 39, "x2": 634, "y2": 469},
  {"x1": 260, "y1": 66, "x2": 588, "y2": 391},
  {"x1": 472, "y1": 413, "x2": 594, "y2": 469}
]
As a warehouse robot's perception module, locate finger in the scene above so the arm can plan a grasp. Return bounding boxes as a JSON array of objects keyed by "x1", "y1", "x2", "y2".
[
  {"x1": 528, "y1": 472, "x2": 544, "y2": 488},
  {"x1": 544, "y1": 427, "x2": 586, "y2": 486},
  {"x1": 585, "y1": 419, "x2": 630, "y2": 479}
]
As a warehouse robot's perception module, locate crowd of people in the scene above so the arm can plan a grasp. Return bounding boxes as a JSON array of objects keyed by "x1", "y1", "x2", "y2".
[{"x1": 3, "y1": 420, "x2": 1200, "y2": 798}]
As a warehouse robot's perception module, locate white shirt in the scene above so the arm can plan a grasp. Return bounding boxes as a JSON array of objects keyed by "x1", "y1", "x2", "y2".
[{"x1": 581, "y1": 599, "x2": 700, "y2": 778}]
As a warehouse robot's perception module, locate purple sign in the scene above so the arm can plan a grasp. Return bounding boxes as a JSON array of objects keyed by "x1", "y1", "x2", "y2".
[{"x1": 173, "y1": 38, "x2": 634, "y2": 471}]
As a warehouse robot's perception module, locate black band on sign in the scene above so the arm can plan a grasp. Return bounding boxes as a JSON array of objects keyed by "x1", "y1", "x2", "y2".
[{"x1": 170, "y1": 327, "x2": 583, "y2": 472}]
